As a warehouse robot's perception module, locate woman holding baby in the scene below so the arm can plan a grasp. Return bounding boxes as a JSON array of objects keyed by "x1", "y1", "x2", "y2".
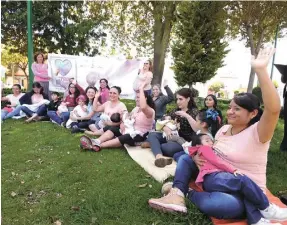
[
  {"x1": 148, "y1": 48, "x2": 285, "y2": 225},
  {"x1": 84, "y1": 86, "x2": 127, "y2": 136},
  {"x1": 79, "y1": 82, "x2": 155, "y2": 152},
  {"x1": 47, "y1": 79, "x2": 85, "y2": 126},
  {"x1": 147, "y1": 88, "x2": 198, "y2": 168}
]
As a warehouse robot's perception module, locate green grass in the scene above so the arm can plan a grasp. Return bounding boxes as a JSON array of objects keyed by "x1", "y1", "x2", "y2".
[{"x1": 1, "y1": 100, "x2": 287, "y2": 225}]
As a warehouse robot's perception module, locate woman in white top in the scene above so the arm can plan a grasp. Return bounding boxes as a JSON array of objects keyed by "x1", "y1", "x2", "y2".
[{"x1": 1, "y1": 84, "x2": 24, "y2": 121}]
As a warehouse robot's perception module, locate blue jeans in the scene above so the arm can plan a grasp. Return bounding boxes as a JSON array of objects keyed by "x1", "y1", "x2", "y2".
[
  {"x1": 47, "y1": 111, "x2": 70, "y2": 125},
  {"x1": 1, "y1": 105, "x2": 22, "y2": 120},
  {"x1": 201, "y1": 172, "x2": 269, "y2": 224},
  {"x1": 147, "y1": 132, "x2": 183, "y2": 157},
  {"x1": 21, "y1": 105, "x2": 47, "y2": 117},
  {"x1": 173, "y1": 154, "x2": 245, "y2": 220}
]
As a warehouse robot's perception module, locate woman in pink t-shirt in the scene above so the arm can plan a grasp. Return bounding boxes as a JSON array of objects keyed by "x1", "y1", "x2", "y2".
[
  {"x1": 99, "y1": 78, "x2": 110, "y2": 104},
  {"x1": 31, "y1": 52, "x2": 50, "y2": 97},
  {"x1": 84, "y1": 86, "x2": 127, "y2": 136},
  {"x1": 148, "y1": 48, "x2": 285, "y2": 225},
  {"x1": 80, "y1": 82, "x2": 155, "y2": 152}
]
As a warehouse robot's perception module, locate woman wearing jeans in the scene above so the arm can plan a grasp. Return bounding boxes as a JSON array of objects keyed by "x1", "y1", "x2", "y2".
[
  {"x1": 148, "y1": 48, "x2": 285, "y2": 225},
  {"x1": 1, "y1": 84, "x2": 24, "y2": 121},
  {"x1": 147, "y1": 88, "x2": 198, "y2": 168}
]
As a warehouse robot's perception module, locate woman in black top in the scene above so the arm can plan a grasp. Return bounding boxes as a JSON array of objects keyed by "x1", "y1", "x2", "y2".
[
  {"x1": 203, "y1": 94, "x2": 223, "y2": 125},
  {"x1": 147, "y1": 88, "x2": 198, "y2": 168}
]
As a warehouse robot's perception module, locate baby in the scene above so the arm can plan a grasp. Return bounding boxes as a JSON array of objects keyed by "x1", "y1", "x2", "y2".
[
  {"x1": 122, "y1": 111, "x2": 143, "y2": 138},
  {"x1": 186, "y1": 133, "x2": 287, "y2": 224},
  {"x1": 98, "y1": 113, "x2": 121, "y2": 130},
  {"x1": 66, "y1": 95, "x2": 88, "y2": 128}
]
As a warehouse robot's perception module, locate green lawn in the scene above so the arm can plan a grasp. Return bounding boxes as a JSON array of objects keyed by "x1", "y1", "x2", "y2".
[{"x1": 1, "y1": 100, "x2": 287, "y2": 225}]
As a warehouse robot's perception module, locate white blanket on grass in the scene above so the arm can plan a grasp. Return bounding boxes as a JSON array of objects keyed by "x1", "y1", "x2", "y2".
[{"x1": 124, "y1": 144, "x2": 177, "y2": 183}]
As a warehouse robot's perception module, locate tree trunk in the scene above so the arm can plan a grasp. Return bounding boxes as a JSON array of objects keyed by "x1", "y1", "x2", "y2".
[{"x1": 152, "y1": 2, "x2": 177, "y2": 85}]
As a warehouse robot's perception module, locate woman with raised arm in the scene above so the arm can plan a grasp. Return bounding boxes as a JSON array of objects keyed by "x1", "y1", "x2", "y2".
[
  {"x1": 79, "y1": 82, "x2": 155, "y2": 152},
  {"x1": 148, "y1": 48, "x2": 286, "y2": 225},
  {"x1": 152, "y1": 79, "x2": 174, "y2": 120}
]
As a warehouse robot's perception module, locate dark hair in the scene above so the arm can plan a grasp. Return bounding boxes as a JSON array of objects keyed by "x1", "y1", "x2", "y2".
[
  {"x1": 34, "y1": 52, "x2": 45, "y2": 63},
  {"x1": 100, "y1": 78, "x2": 110, "y2": 90},
  {"x1": 110, "y1": 113, "x2": 121, "y2": 123},
  {"x1": 197, "y1": 110, "x2": 221, "y2": 137},
  {"x1": 144, "y1": 91, "x2": 156, "y2": 112},
  {"x1": 85, "y1": 86, "x2": 99, "y2": 104},
  {"x1": 68, "y1": 82, "x2": 81, "y2": 105},
  {"x1": 12, "y1": 84, "x2": 21, "y2": 90},
  {"x1": 51, "y1": 92, "x2": 60, "y2": 97},
  {"x1": 204, "y1": 94, "x2": 218, "y2": 109},
  {"x1": 191, "y1": 133, "x2": 210, "y2": 146},
  {"x1": 111, "y1": 86, "x2": 122, "y2": 95},
  {"x1": 176, "y1": 88, "x2": 197, "y2": 110},
  {"x1": 32, "y1": 82, "x2": 44, "y2": 94},
  {"x1": 233, "y1": 93, "x2": 263, "y2": 126}
]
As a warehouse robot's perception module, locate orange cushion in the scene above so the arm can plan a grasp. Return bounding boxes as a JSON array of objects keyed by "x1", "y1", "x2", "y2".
[{"x1": 189, "y1": 183, "x2": 287, "y2": 225}]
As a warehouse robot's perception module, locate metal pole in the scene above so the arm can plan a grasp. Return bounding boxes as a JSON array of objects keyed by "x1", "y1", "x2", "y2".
[
  {"x1": 270, "y1": 24, "x2": 279, "y2": 80},
  {"x1": 27, "y1": 0, "x2": 34, "y2": 90}
]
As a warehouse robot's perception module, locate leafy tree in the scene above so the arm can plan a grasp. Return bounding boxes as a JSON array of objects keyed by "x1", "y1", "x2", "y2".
[
  {"x1": 227, "y1": 1, "x2": 287, "y2": 93},
  {"x1": 100, "y1": 1, "x2": 178, "y2": 84},
  {"x1": 1, "y1": 1, "x2": 108, "y2": 56},
  {"x1": 209, "y1": 81, "x2": 224, "y2": 93},
  {"x1": 1, "y1": 46, "x2": 28, "y2": 78},
  {"x1": 172, "y1": 2, "x2": 229, "y2": 88}
]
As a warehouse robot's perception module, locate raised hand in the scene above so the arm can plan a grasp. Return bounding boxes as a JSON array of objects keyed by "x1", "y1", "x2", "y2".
[
  {"x1": 162, "y1": 79, "x2": 168, "y2": 87},
  {"x1": 251, "y1": 47, "x2": 275, "y2": 71}
]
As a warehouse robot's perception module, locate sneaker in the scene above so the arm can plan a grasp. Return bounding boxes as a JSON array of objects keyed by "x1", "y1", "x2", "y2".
[
  {"x1": 148, "y1": 188, "x2": 187, "y2": 213},
  {"x1": 161, "y1": 182, "x2": 173, "y2": 196},
  {"x1": 141, "y1": 142, "x2": 150, "y2": 148},
  {"x1": 251, "y1": 218, "x2": 282, "y2": 225},
  {"x1": 260, "y1": 203, "x2": 287, "y2": 221},
  {"x1": 154, "y1": 157, "x2": 173, "y2": 168}
]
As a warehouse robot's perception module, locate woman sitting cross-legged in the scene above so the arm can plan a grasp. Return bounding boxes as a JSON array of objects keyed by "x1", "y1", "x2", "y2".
[
  {"x1": 47, "y1": 79, "x2": 85, "y2": 126},
  {"x1": 148, "y1": 48, "x2": 286, "y2": 225},
  {"x1": 19, "y1": 82, "x2": 49, "y2": 122},
  {"x1": 1, "y1": 84, "x2": 24, "y2": 122},
  {"x1": 79, "y1": 83, "x2": 155, "y2": 152},
  {"x1": 145, "y1": 88, "x2": 198, "y2": 168},
  {"x1": 68, "y1": 86, "x2": 101, "y2": 133},
  {"x1": 85, "y1": 86, "x2": 127, "y2": 136}
]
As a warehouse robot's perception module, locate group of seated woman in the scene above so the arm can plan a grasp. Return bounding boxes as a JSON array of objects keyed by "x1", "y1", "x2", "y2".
[{"x1": 1, "y1": 48, "x2": 286, "y2": 225}]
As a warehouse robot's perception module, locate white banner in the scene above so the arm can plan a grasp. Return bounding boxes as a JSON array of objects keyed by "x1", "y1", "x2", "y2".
[{"x1": 48, "y1": 54, "x2": 146, "y2": 99}]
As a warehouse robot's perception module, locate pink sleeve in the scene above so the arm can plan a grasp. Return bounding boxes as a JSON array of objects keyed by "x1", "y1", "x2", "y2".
[
  {"x1": 188, "y1": 146, "x2": 199, "y2": 156},
  {"x1": 32, "y1": 63, "x2": 48, "y2": 78},
  {"x1": 199, "y1": 146, "x2": 236, "y2": 173}
]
